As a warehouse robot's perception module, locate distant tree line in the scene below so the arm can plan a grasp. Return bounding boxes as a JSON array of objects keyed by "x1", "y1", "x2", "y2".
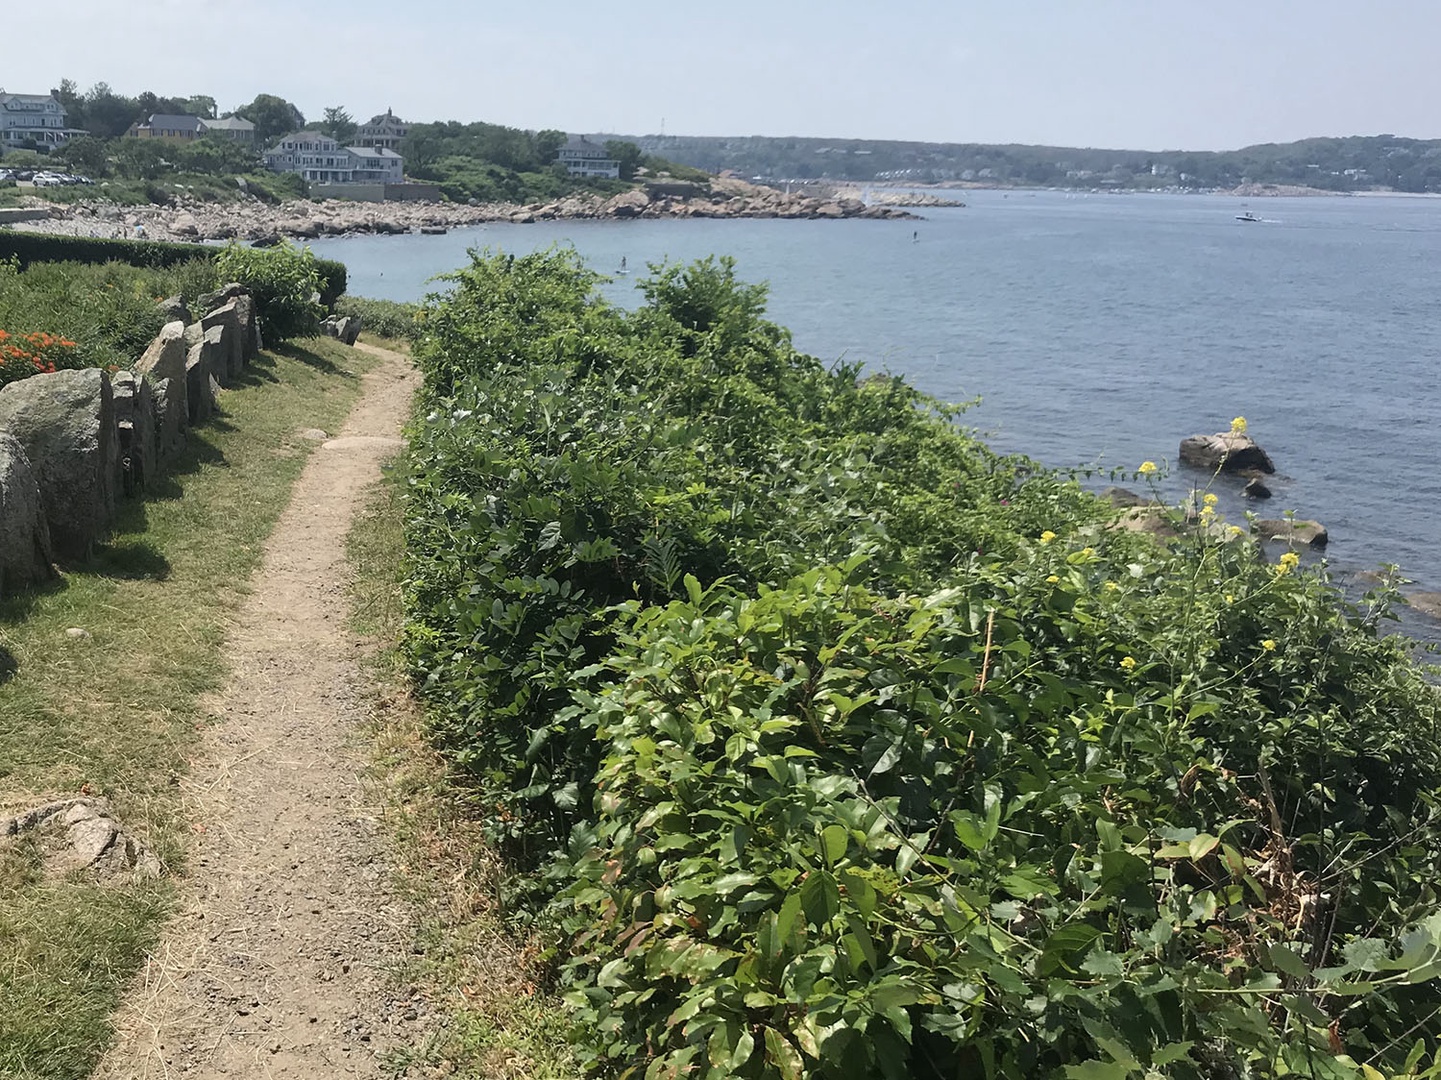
[{"x1": 630, "y1": 132, "x2": 1441, "y2": 193}]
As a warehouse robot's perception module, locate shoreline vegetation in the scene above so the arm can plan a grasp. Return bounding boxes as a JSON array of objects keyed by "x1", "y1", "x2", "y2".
[{"x1": 393, "y1": 249, "x2": 1441, "y2": 1078}]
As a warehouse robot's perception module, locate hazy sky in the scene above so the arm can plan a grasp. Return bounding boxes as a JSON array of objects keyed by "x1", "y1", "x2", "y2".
[{"x1": 5, "y1": 1, "x2": 1438, "y2": 150}]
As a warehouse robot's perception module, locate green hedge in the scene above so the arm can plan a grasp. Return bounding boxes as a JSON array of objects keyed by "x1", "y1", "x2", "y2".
[
  {"x1": 401, "y1": 250, "x2": 1441, "y2": 1079},
  {"x1": 0, "y1": 231, "x2": 215, "y2": 270},
  {"x1": 0, "y1": 232, "x2": 348, "y2": 308}
]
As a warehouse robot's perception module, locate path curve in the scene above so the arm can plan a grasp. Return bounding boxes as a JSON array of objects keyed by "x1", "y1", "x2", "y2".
[{"x1": 95, "y1": 343, "x2": 422, "y2": 1079}]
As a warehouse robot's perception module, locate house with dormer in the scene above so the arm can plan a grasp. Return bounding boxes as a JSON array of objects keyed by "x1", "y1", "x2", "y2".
[
  {"x1": 557, "y1": 135, "x2": 620, "y2": 179},
  {"x1": 264, "y1": 131, "x2": 403, "y2": 185},
  {"x1": 0, "y1": 90, "x2": 82, "y2": 149},
  {"x1": 357, "y1": 109, "x2": 408, "y2": 152}
]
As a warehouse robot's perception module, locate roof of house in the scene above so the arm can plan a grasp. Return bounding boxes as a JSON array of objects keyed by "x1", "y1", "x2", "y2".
[
  {"x1": 560, "y1": 135, "x2": 613, "y2": 156},
  {"x1": 347, "y1": 146, "x2": 402, "y2": 160},
  {"x1": 271, "y1": 131, "x2": 335, "y2": 146},
  {"x1": 203, "y1": 116, "x2": 255, "y2": 131},
  {"x1": 362, "y1": 108, "x2": 406, "y2": 128},
  {"x1": 146, "y1": 114, "x2": 205, "y2": 133},
  {"x1": 0, "y1": 92, "x2": 63, "y2": 112}
]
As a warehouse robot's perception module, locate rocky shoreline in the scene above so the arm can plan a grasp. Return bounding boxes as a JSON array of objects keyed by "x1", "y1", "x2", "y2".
[{"x1": 7, "y1": 177, "x2": 917, "y2": 245}]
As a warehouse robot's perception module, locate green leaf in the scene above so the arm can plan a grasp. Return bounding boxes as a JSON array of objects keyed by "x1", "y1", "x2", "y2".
[
  {"x1": 1039, "y1": 924, "x2": 1103, "y2": 977},
  {"x1": 1062, "y1": 1062, "x2": 1133, "y2": 1080},
  {"x1": 801, "y1": 870, "x2": 842, "y2": 926},
  {"x1": 1081, "y1": 948, "x2": 1125, "y2": 977},
  {"x1": 683, "y1": 573, "x2": 703, "y2": 606},
  {"x1": 730, "y1": 1030, "x2": 756, "y2": 1070},
  {"x1": 1341, "y1": 936, "x2": 1390, "y2": 973},
  {"x1": 1267, "y1": 943, "x2": 1310, "y2": 979},
  {"x1": 764, "y1": 1027, "x2": 805, "y2": 1080},
  {"x1": 953, "y1": 811, "x2": 990, "y2": 852},
  {"x1": 821, "y1": 824, "x2": 849, "y2": 866}
]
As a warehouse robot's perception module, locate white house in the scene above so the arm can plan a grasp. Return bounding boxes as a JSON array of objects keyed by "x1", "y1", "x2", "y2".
[
  {"x1": 0, "y1": 91, "x2": 81, "y2": 150},
  {"x1": 264, "y1": 131, "x2": 403, "y2": 184},
  {"x1": 557, "y1": 135, "x2": 619, "y2": 179},
  {"x1": 357, "y1": 109, "x2": 408, "y2": 152}
]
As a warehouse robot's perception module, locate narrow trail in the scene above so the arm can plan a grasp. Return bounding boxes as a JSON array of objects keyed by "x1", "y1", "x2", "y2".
[{"x1": 95, "y1": 343, "x2": 423, "y2": 1079}]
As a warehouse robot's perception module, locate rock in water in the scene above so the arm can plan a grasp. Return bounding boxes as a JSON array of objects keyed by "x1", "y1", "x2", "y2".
[
  {"x1": 1179, "y1": 432, "x2": 1275, "y2": 474},
  {"x1": 1242, "y1": 478, "x2": 1272, "y2": 499},
  {"x1": 1254, "y1": 519, "x2": 1328, "y2": 549},
  {"x1": 0, "y1": 369, "x2": 118, "y2": 559},
  {"x1": 0, "y1": 432, "x2": 55, "y2": 596}
]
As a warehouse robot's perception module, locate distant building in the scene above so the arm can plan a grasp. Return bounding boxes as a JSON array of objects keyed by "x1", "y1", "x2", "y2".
[
  {"x1": 357, "y1": 108, "x2": 408, "y2": 152},
  {"x1": 128, "y1": 114, "x2": 206, "y2": 140},
  {"x1": 264, "y1": 131, "x2": 403, "y2": 184},
  {"x1": 0, "y1": 90, "x2": 82, "y2": 150},
  {"x1": 202, "y1": 116, "x2": 256, "y2": 143},
  {"x1": 557, "y1": 135, "x2": 619, "y2": 179}
]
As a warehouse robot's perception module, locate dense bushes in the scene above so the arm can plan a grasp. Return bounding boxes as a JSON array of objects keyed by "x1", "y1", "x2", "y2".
[
  {"x1": 0, "y1": 257, "x2": 218, "y2": 382},
  {"x1": 213, "y1": 242, "x2": 326, "y2": 341},
  {"x1": 0, "y1": 232, "x2": 346, "y2": 310},
  {"x1": 334, "y1": 295, "x2": 419, "y2": 342},
  {"x1": 402, "y1": 249, "x2": 1441, "y2": 1078}
]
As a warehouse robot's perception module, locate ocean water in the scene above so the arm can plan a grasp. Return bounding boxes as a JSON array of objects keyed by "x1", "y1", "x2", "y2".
[{"x1": 308, "y1": 190, "x2": 1441, "y2": 596}]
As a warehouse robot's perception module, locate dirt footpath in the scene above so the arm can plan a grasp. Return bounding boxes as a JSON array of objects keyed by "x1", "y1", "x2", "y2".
[{"x1": 95, "y1": 343, "x2": 423, "y2": 1079}]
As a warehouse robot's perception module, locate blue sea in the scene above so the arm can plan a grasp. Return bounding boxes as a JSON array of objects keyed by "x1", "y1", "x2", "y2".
[{"x1": 308, "y1": 190, "x2": 1441, "y2": 602}]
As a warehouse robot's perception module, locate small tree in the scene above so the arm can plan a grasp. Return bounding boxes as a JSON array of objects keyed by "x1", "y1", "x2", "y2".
[
  {"x1": 605, "y1": 139, "x2": 644, "y2": 181},
  {"x1": 320, "y1": 106, "x2": 357, "y2": 145}
]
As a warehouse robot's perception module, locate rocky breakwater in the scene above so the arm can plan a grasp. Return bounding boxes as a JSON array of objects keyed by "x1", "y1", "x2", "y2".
[
  {"x1": 19, "y1": 176, "x2": 916, "y2": 244},
  {"x1": 0, "y1": 284, "x2": 263, "y2": 600},
  {"x1": 833, "y1": 186, "x2": 968, "y2": 208}
]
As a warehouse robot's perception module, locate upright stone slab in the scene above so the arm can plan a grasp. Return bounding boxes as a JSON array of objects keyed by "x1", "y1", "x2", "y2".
[
  {"x1": 0, "y1": 369, "x2": 118, "y2": 559},
  {"x1": 232, "y1": 294, "x2": 260, "y2": 363},
  {"x1": 184, "y1": 341, "x2": 214, "y2": 424},
  {"x1": 0, "y1": 431, "x2": 55, "y2": 597},
  {"x1": 201, "y1": 302, "x2": 243, "y2": 384},
  {"x1": 135, "y1": 321, "x2": 189, "y2": 459},
  {"x1": 111, "y1": 371, "x2": 157, "y2": 495}
]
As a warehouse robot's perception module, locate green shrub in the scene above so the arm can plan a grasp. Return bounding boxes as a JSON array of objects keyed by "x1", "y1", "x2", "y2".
[
  {"x1": 213, "y1": 241, "x2": 323, "y2": 341},
  {"x1": 335, "y1": 295, "x2": 420, "y2": 342},
  {"x1": 313, "y1": 257, "x2": 347, "y2": 309},
  {"x1": 0, "y1": 231, "x2": 213, "y2": 271},
  {"x1": 401, "y1": 250, "x2": 1441, "y2": 1078}
]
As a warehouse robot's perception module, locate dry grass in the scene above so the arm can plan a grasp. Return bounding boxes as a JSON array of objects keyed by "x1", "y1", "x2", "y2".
[
  {"x1": 346, "y1": 474, "x2": 578, "y2": 1080},
  {"x1": 0, "y1": 337, "x2": 379, "y2": 1079}
]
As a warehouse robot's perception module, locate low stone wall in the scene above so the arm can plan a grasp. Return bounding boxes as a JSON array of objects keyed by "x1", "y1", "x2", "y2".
[
  {"x1": 0, "y1": 282, "x2": 278, "y2": 597},
  {"x1": 0, "y1": 207, "x2": 54, "y2": 224},
  {"x1": 309, "y1": 182, "x2": 443, "y2": 203}
]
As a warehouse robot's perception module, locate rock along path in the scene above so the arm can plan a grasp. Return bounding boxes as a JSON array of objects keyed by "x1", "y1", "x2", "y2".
[{"x1": 95, "y1": 343, "x2": 422, "y2": 1079}]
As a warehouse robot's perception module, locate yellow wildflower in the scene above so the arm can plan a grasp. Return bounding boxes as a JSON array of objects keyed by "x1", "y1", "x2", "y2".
[
  {"x1": 1138, "y1": 461, "x2": 1158, "y2": 476},
  {"x1": 1227, "y1": 525, "x2": 1244, "y2": 538},
  {"x1": 1106, "y1": 581, "x2": 1120, "y2": 592},
  {"x1": 1203, "y1": 493, "x2": 1218, "y2": 507},
  {"x1": 1231, "y1": 416, "x2": 1247, "y2": 435},
  {"x1": 1039, "y1": 530, "x2": 1056, "y2": 545},
  {"x1": 1275, "y1": 551, "x2": 1300, "y2": 575},
  {"x1": 1046, "y1": 574, "x2": 1060, "y2": 584},
  {"x1": 1262, "y1": 639, "x2": 1276, "y2": 652},
  {"x1": 1120, "y1": 656, "x2": 1137, "y2": 671},
  {"x1": 1082, "y1": 547, "x2": 1095, "y2": 558},
  {"x1": 1225, "y1": 593, "x2": 1235, "y2": 605}
]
